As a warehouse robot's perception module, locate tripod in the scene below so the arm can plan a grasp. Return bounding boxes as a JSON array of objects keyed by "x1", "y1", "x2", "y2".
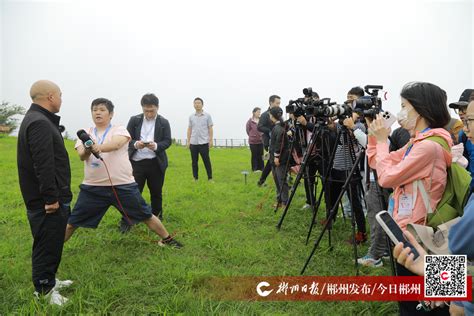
[
  {"x1": 276, "y1": 118, "x2": 334, "y2": 230},
  {"x1": 301, "y1": 124, "x2": 366, "y2": 275}
]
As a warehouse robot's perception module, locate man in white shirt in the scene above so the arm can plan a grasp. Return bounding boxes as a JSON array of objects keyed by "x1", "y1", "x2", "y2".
[{"x1": 120, "y1": 94, "x2": 171, "y2": 232}]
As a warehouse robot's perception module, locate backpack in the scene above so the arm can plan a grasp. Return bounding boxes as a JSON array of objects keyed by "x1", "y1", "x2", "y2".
[{"x1": 417, "y1": 136, "x2": 471, "y2": 228}]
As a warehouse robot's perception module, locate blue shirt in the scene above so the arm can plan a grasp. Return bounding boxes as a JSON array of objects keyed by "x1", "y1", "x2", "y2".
[{"x1": 459, "y1": 130, "x2": 474, "y2": 189}]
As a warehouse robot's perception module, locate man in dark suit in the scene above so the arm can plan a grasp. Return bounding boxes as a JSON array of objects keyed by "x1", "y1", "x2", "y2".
[{"x1": 120, "y1": 93, "x2": 171, "y2": 232}]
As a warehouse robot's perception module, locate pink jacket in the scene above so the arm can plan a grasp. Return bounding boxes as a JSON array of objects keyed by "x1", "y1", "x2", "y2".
[{"x1": 367, "y1": 128, "x2": 452, "y2": 230}]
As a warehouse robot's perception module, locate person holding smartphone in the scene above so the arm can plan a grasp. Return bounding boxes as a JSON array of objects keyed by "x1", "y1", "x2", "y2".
[
  {"x1": 120, "y1": 93, "x2": 171, "y2": 232},
  {"x1": 368, "y1": 82, "x2": 452, "y2": 315}
]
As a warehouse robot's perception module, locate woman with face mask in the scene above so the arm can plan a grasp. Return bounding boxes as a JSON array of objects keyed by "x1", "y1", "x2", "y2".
[{"x1": 367, "y1": 82, "x2": 452, "y2": 316}]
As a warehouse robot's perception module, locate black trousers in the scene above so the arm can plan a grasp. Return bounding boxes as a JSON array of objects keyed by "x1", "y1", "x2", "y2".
[
  {"x1": 131, "y1": 158, "x2": 165, "y2": 217},
  {"x1": 327, "y1": 169, "x2": 366, "y2": 233},
  {"x1": 258, "y1": 160, "x2": 272, "y2": 185},
  {"x1": 249, "y1": 143, "x2": 264, "y2": 171},
  {"x1": 190, "y1": 144, "x2": 212, "y2": 180},
  {"x1": 303, "y1": 160, "x2": 319, "y2": 205},
  {"x1": 27, "y1": 203, "x2": 70, "y2": 294}
]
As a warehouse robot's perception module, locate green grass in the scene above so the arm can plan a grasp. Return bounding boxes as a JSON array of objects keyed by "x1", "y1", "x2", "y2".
[{"x1": 0, "y1": 136, "x2": 397, "y2": 315}]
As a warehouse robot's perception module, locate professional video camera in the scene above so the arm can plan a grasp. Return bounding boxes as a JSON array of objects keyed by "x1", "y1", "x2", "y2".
[
  {"x1": 286, "y1": 87, "x2": 319, "y2": 117},
  {"x1": 352, "y1": 85, "x2": 383, "y2": 119},
  {"x1": 286, "y1": 87, "x2": 340, "y2": 118}
]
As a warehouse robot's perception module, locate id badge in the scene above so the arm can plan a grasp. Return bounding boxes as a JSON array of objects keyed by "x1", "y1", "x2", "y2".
[
  {"x1": 387, "y1": 194, "x2": 395, "y2": 216},
  {"x1": 398, "y1": 193, "x2": 413, "y2": 218},
  {"x1": 90, "y1": 157, "x2": 101, "y2": 169}
]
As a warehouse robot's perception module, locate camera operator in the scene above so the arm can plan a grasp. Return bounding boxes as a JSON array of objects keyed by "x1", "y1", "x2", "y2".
[
  {"x1": 269, "y1": 107, "x2": 290, "y2": 208},
  {"x1": 324, "y1": 100, "x2": 367, "y2": 244},
  {"x1": 293, "y1": 91, "x2": 324, "y2": 210},
  {"x1": 257, "y1": 95, "x2": 281, "y2": 187},
  {"x1": 342, "y1": 87, "x2": 367, "y2": 218}
]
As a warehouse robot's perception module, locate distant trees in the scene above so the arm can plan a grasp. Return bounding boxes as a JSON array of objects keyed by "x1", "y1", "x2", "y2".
[{"x1": 0, "y1": 101, "x2": 26, "y2": 134}]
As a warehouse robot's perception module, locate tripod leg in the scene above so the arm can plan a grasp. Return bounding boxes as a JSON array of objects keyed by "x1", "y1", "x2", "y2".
[
  {"x1": 277, "y1": 127, "x2": 322, "y2": 229},
  {"x1": 305, "y1": 178, "x2": 325, "y2": 245},
  {"x1": 340, "y1": 200, "x2": 346, "y2": 223},
  {"x1": 302, "y1": 148, "x2": 365, "y2": 274}
]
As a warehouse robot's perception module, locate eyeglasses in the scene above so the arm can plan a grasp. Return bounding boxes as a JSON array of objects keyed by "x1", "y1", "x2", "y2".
[
  {"x1": 455, "y1": 108, "x2": 467, "y2": 115},
  {"x1": 462, "y1": 118, "x2": 474, "y2": 130}
]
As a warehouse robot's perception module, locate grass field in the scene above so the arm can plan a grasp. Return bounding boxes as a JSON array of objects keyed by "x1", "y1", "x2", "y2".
[{"x1": 0, "y1": 136, "x2": 398, "y2": 315}]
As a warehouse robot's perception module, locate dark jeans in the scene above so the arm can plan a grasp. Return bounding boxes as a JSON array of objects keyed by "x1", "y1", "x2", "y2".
[
  {"x1": 131, "y1": 158, "x2": 165, "y2": 217},
  {"x1": 249, "y1": 143, "x2": 264, "y2": 171},
  {"x1": 258, "y1": 160, "x2": 272, "y2": 185},
  {"x1": 190, "y1": 144, "x2": 212, "y2": 180},
  {"x1": 27, "y1": 203, "x2": 70, "y2": 294},
  {"x1": 327, "y1": 169, "x2": 366, "y2": 233},
  {"x1": 272, "y1": 164, "x2": 289, "y2": 204}
]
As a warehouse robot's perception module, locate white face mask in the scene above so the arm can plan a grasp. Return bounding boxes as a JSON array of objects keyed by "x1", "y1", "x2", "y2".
[{"x1": 397, "y1": 108, "x2": 418, "y2": 131}]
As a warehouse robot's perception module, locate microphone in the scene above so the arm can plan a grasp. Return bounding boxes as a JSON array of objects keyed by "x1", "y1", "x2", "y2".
[{"x1": 76, "y1": 129, "x2": 102, "y2": 160}]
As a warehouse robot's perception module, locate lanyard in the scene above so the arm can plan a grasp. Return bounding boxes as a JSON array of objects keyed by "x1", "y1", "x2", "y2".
[
  {"x1": 403, "y1": 127, "x2": 431, "y2": 159},
  {"x1": 94, "y1": 124, "x2": 112, "y2": 145}
]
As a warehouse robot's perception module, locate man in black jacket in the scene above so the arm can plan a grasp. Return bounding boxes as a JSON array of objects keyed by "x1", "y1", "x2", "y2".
[
  {"x1": 17, "y1": 80, "x2": 72, "y2": 305},
  {"x1": 257, "y1": 94, "x2": 281, "y2": 186},
  {"x1": 269, "y1": 107, "x2": 290, "y2": 208},
  {"x1": 120, "y1": 93, "x2": 171, "y2": 231}
]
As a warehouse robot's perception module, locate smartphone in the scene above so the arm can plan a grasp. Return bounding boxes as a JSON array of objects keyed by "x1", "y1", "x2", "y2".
[
  {"x1": 375, "y1": 211, "x2": 419, "y2": 259},
  {"x1": 142, "y1": 141, "x2": 151, "y2": 145},
  {"x1": 381, "y1": 111, "x2": 397, "y2": 129}
]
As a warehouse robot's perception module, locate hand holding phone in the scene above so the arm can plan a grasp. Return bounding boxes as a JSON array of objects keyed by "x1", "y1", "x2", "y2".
[
  {"x1": 381, "y1": 111, "x2": 397, "y2": 129},
  {"x1": 376, "y1": 211, "x2": 419, "y2": 260}
]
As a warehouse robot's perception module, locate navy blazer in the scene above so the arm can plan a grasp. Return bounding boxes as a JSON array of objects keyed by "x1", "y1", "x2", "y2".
[{"x1": 127, "y1": 114, "x2": 172, "y2": 172}]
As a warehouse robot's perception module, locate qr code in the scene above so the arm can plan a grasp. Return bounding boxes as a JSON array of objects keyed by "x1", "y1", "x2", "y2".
[{"x1": 424, "y1": 255, "x2": 467, "y2": 298}]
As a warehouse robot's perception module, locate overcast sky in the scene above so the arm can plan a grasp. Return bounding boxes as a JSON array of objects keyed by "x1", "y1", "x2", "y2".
[{"x1": 1, "y1": 0, "x2": 473, "y2": 140}]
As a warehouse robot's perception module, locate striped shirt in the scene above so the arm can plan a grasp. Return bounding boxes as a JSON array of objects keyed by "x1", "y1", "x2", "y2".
[{"x1": 333, "y1": 122, "x2": 366, "y2": 171}]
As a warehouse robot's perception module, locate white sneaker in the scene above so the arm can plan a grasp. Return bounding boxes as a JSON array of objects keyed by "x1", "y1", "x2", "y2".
[
  {"x1": 357, "y1": 255, "x2": 383, "y2": 268},
  {"x1": 54, "y1": 279, "x2": 73, "y2": 290},
  {"x1": 301, "y1": 203, "x2": 311, "y2": 210},
  {"x1": 34, "y1": 289, "x2": 69, "y2": 306}
]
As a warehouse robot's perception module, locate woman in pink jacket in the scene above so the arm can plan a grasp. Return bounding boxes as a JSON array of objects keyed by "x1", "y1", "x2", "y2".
[{"x1": 368, "y1": 82, "x2": 452, "y2": 316}]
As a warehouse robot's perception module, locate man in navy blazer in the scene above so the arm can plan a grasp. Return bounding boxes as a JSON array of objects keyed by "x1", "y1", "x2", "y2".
[{"x1": 120, "y1": 93, "x2": 171, "y2": 232}]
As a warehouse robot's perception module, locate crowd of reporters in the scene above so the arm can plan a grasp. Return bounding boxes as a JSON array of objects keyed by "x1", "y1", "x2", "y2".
[{"x1": 246, "y1": 84, "x2": 474, "y2": 316}]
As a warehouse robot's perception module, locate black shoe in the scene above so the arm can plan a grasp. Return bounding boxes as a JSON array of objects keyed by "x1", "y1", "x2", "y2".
[
  {"x1": 118, "y1": 220, "x2": 131, "y2": 234},
  {"x1": 159, "y1": 236, "x2": 183, "y2": 249}
]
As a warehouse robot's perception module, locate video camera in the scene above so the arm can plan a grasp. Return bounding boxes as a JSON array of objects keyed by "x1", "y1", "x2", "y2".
[
  {"x1": 286, "y1": 87, "x2": 322, "y2": 117},
  {"x1": 286, "y1": 87, "x2": 353, "y2": 119},
  {"x1": 352, "y1": 85, "x2": 383, "y2": 119}
]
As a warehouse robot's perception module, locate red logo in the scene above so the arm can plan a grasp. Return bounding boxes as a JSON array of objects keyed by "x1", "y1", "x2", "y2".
[{"x1": 440, "y1": 271, "x2": 451, "y2": 283}]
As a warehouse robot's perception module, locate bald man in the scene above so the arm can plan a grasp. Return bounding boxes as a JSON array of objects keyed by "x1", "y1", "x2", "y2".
[{"x1": 17, "y1": 80, "x2": 72, "y2": 305}]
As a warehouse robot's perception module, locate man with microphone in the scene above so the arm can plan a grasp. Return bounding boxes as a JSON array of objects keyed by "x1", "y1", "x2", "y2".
[
  {"x1": 65, "y1": 98, "x2": 182, "y2": 249},
  {"x1": 17, "y1": 80, "x2": 73, "y2": 305}
]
